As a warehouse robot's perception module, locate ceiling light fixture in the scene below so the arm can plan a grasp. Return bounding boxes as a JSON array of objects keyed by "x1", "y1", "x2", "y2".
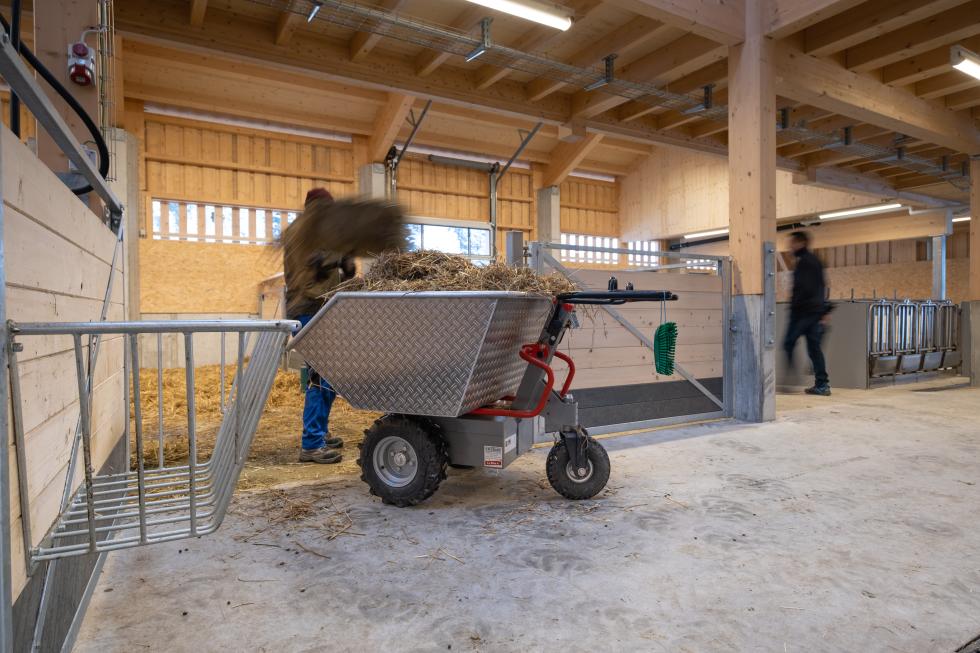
[
  {"x1": 683, "y1": 228, "x2": 729, "y2": 240},
  {"x1": 952, "y1": 216, "x2": 972, "y2": 223},
  {"x1": 818, "y1": 203, "x2": 903, "y2": 221},
  {"x1": 462, "y1": 0, "x2": 572, "y2": 31},
  {"x1": 951, "y1": 45, "x2": 980, "y2": 81},
  {"x1": 307, "y1": 1, "x2": 323, "y2": 22}
]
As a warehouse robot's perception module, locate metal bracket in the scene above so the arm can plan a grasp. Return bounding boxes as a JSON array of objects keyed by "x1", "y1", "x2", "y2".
[
  {"x1": 763, "y1": 241, "x2": 776, "y2": 350},
  {"x1": 583, "y1": 54, "x2": 617, "y2": 92}
]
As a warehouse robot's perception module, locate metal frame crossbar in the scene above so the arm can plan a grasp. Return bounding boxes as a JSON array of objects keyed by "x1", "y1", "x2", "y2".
[{"x1": 529, "y1": 241, "x2": 733, "y2": 419}]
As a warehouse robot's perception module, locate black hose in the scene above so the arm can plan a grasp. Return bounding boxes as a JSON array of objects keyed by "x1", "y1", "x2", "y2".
[
  {"x1": 0, "y1": 13, "x2": 110, "y2": 196},
  {"x1": 9, "y1": 0, "x2": 20, "y2": 137}
]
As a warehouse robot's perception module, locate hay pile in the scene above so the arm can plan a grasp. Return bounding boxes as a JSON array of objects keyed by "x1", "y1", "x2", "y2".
[
  {"x1": 326, "y1": 250, "x2": 577, "y2": 298},
  {"x1": 132, "y1": 365, "x2": 379, "y2": 486}
]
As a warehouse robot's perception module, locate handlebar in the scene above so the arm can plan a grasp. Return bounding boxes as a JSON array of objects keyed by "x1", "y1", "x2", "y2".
[{"x1": 557, "y1": 290, "x2": 678, "y2": 306}]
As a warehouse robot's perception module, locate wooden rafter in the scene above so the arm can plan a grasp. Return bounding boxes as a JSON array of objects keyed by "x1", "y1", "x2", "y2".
[
  {"x1": 349, "y1": 0, "x2": 409, "y2": 62},
  {"x1": 543, "y1": 133, "x2": 604, "y2": 186},
  {"x1": 603, "y1": 0, "x2": 745, "y2": 45},
  {"x1": 916, "y1": 71, "x2": 979, "y2": 100},
  {"x1": 367, "y1": 93, "x2": 416, "y2": 162},
  {"x1": 275, "y1": 9, "x2": 302, "y2": 46},
  {"x1": 802, "y1": 0, "x2": 966, "y2": 57},
  {"x1": 843, "y1": 0, "x2": 980, "y2": 72},
  {"x1": 524, "y1": 16, "x2": 663, "y2": 102},
  {"x1": 774, "y1": 43, "x2": 980, "y2": 154},
  {"x1": 617, "y1": 59, "x2": 728, "y2": 122},
  {"x1": 189, "y1": 0, "x2": 207, "y2": 27},
  {"x1": 570, "y1": 34, "x2": 726, "y2": 120},
  {"x1": 766, "y1": 0, "x2": 865, "y2": 38},
  {"x1": 881, "y1": 34, "x2": 980, "y2": 85},
  {"x1": 946, "y1": 87, "x2": 980, "y2": 111}
]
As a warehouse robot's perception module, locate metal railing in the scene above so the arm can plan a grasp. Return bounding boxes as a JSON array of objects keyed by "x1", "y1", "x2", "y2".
[
  {"x1": 865, "y1": 299, "x2": 960, "y2": 377},
  {"x1": 7, "y1": 320, "x2": 296, "y2": 564}
]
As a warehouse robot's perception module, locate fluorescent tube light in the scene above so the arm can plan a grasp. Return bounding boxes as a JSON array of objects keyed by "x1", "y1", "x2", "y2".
[
  {"x1": 307, "y1": 1, "x2": 322, "y2": 22},
  {"x1": 683, "y1": 228, "x2": 729, "y2": 240},
  {"x1": 464, "y1": 45, "x2": 487, "y2": 62},
  {"x1": 951, "y1": 45, "x2": 980, "y2": 81},
  {"x1": 463, "y1": 0, "x2": 572, "y2": 31},
  {"x1": 818, "y1": 203, "x2": 903, "y2": 221},
  {"x1": 952, "y1": 216, "x2": 972, "y2": 223}
]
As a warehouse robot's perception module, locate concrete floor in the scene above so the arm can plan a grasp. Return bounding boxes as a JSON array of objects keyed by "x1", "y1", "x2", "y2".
[{"x1": 75, "y1": 378, "x2": 980, "y2": 652}]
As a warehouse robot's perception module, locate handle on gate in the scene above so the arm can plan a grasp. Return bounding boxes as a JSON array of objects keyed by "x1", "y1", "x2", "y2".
[
  {"x1": 552, "y1": 349, "x2": 575, "y2": 398},
  {"x1": 471, "y1": 344, "x2": 555, "y2": 419}
]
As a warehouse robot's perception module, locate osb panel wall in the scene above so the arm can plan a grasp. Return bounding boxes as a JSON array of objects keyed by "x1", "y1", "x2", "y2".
[
  {"x1": 139, "y1": 239, "x2": 281, "y2": 314},
  {"x1": 560, "y1": 178, "x2": 619, "y2": 238}
]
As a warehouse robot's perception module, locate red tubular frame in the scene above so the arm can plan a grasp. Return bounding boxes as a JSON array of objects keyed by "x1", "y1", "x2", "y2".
[
  {"x1": 471, "y1": 344, "x2": 555, "y2": 418},
  {"x1": 552, "y1": 350, "x2": 575, "y2": 398}
]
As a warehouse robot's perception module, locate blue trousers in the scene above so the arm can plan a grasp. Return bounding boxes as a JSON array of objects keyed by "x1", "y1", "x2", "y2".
[
  {"x1": 783, "y1": 311, "x2": 829, "y2": 387},
  {"x1": 296, "y1": 314, "x2": 337, "y2": 450}
]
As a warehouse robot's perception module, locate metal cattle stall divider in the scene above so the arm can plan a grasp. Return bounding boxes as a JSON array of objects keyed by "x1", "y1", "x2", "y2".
[{"x1": 528, "y1": 241, "x2": 735, "y2": 432}]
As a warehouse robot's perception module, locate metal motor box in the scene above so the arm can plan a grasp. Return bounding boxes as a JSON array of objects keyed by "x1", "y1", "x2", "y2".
[{"x1": 431, "y1": 414, "x2": 544, "y2": 469}]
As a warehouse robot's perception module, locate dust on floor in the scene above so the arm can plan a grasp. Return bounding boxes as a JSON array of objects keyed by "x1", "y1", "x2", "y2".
[{"x1": 133, "y1": 365, "x2": 380, "y2": 489}]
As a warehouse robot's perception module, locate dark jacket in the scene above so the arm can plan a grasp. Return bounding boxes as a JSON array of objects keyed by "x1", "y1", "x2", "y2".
[{"x1": 791, "y1": 248, "x2": 830, "y2": 316}]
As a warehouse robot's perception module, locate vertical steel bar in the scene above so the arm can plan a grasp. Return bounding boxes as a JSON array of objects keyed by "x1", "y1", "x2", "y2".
[
  {"x1": 129, "y1": 335, "x2": 148, "y2": 544},
  {"x1": 183, "y1": 334, "x2": 198, "y2": 535},
  {"x1": 220, "y1": 331, "x2": 226, "y2": 414},
  {"x1": 719, "y1": 258, "x2": 734, "y2": 417},
  {"x1": 0, "y1": 124, "x2": 11, "y2": 653},
  {"x1": 72, "y1": 335, "x2": 98, "y2": 552},
  {"x1": 235, "y1": 332, "x2": 245, "y2": 463},
  {"x1": 7, "y1": 341, "x2": 33, "y2": 571},
  {"x1": 157, "y1": 332, "x2": 164, "y2": 469}
]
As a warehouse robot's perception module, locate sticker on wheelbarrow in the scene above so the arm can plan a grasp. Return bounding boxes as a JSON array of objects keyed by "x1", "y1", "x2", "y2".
[
  {"x1": 504, "y1": 435, "x2": 517, "y2": 454},
  {"x1": 483, "y1": 446, "x2": 503, "y2": 468}
]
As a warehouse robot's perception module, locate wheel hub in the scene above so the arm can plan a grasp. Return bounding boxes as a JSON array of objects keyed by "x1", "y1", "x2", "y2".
[
  {"x1": 566, "y1": 460, "x2": 594, "y2": 484},
  {"x1": 373, "y1": 435, "x2": 418, "y2": 488}
]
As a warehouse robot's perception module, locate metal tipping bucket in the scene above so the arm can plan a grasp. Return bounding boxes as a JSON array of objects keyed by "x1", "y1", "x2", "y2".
[{"x1": 290, "y1": 291, "x2": 554, "y2": 417}]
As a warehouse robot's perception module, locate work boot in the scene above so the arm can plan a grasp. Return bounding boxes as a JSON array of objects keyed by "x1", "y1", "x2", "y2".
[
  {"x1": 324, "y1": 435, "x2": 344, "y2": 449},
  {"x1": 299, "y1": 447, "x2": 342, "y2": 464},
  {"x1": 804, "y1": 384, "x2": 832, "y2": 396}
]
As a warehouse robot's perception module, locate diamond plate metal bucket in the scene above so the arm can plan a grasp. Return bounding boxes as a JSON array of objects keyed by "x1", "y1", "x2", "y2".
[{"x1": 290, "y1": 292, "x2": 554, "y2": 417}]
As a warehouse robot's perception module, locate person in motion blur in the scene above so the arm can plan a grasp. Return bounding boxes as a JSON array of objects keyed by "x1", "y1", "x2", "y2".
[{"x1": 783, "y1": 230, "x2": 833, "y2": 396}]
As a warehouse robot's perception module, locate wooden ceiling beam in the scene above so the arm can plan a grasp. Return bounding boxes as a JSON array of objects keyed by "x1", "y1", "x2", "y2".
[
  {"x1": 569, "y1": 34, "x2": 726, "y2": 120},
  {"x1": 474, "y1": 0, "x2": 602, "y2": 91},
  {"x1": 542, "y1": 133, "x2": 604, "y2": 186},
  {"x1": 524, "y1": 16, "x2": 664, "y2": 102},
  {"x1": 189, "y1": 0, "x2": 207, "y2": 27},
  {"x1": 274, "y1": 9, "x2": 302, "y2": 46},
  {"x1": 843, "y1": 0, "x2": 980, "y2": 72},
  {"x1": 414, "y1": 5, "x2": 485, "y2": 78},
  {"x1": 880, "y1": 34, "x2": 980, "y2": 85},
  {"x1": 802, "y1": 0, "x2": 966, "y2": 57},
  {"x1": 602, "y1": 0, "x2": 745, "y2": 45},
  {"x1": 349, "y1": 0, "x2": 409, "y2": 62},
  {"x1": 774, "y1": 43, "x2": 980, "y2": 154},
  {"x1": 367, "y1": 93, "x2": 416, "y2": 162},
  {"x1": 766, "y1": 0, "x2": 865, "y2": 39}
]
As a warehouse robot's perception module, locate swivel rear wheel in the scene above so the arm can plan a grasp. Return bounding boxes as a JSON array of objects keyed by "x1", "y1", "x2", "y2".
[
  {"x1": 358, "y1": 415, "x2": 447, "y2": 507},
  {"x1": 546, "y1": 436, "x2": 610, "y2": 500}
]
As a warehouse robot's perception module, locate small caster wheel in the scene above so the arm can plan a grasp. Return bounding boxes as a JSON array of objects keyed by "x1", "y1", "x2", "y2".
[
  {"x1": 546, "y1": 436, "x2": 610, "y2": 500},
  {"x1": 358, "y1": 415, "x2": 447, "y2": 507}
]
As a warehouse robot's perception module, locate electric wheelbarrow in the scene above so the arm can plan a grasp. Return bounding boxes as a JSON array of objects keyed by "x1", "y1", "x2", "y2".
[{"x1": 290, "y1": 289, "x2": 676, "y2": 506}]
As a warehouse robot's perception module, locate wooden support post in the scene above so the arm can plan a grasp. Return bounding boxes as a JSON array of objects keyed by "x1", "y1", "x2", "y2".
[
  {"x1": 728, "y1": 0, "x2": 776, "y2": 422},
  {"x1": 536, "y1": 186, "x2": 561, "y2": 245}
]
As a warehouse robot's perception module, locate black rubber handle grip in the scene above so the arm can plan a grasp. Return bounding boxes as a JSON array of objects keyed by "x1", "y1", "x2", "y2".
[{"x1": 557, "y1": 290, "x2": 678, "y2": 305}]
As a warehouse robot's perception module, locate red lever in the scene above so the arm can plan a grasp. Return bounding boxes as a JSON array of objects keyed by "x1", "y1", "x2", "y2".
[{"x1": 471, "y1": 344, "x2": 555, "y2": 419}]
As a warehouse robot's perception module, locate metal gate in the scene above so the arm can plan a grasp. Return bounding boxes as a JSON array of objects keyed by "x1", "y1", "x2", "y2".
[{"x1": 528, "y1": 240, "x2": 733, "y2": 434}]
